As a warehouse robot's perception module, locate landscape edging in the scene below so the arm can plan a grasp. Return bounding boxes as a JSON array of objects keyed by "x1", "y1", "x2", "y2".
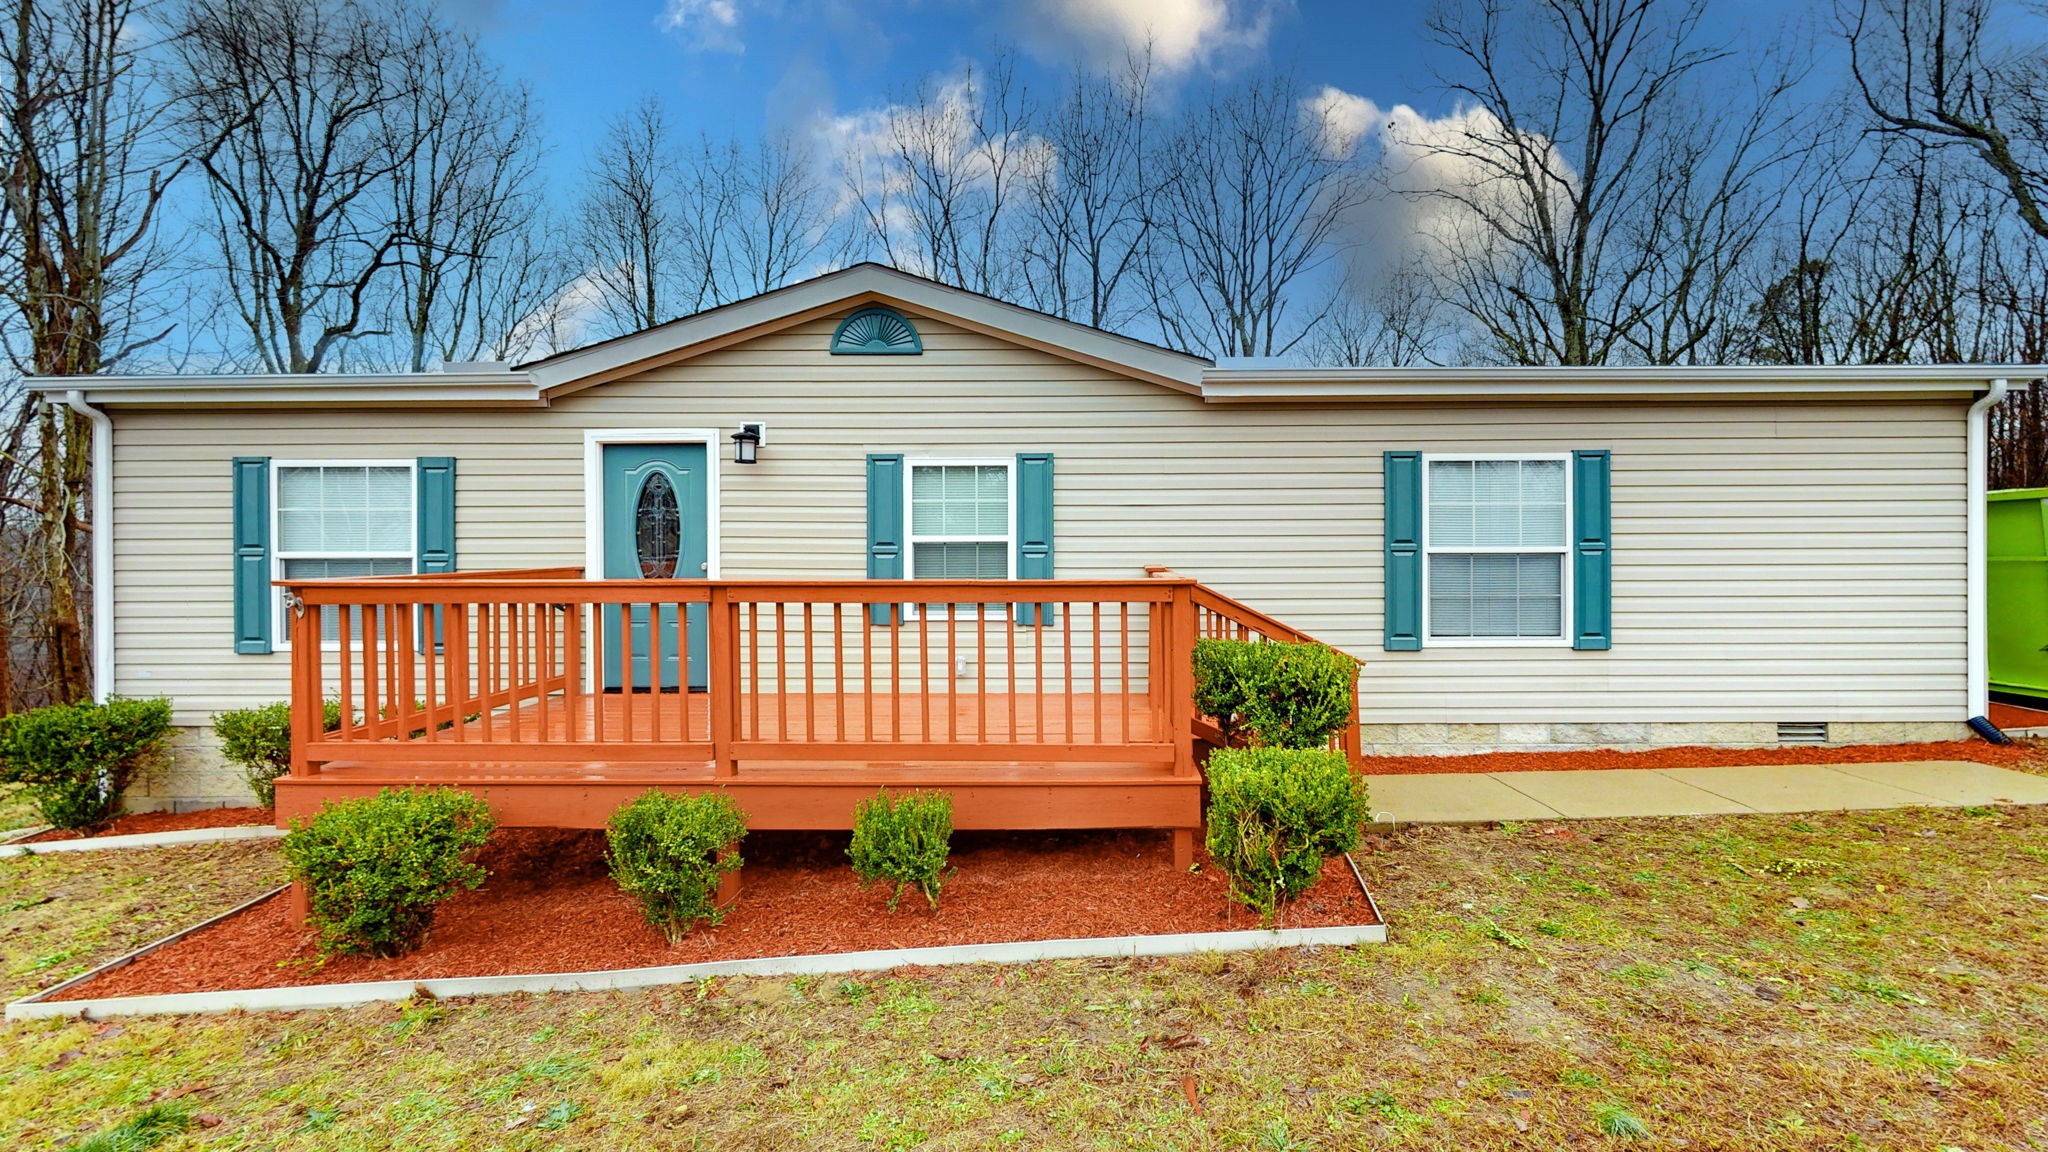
[
  {"x1": 0, "y1": 825, "x2": 282, "y2": 857},
  {"x1": 7, "y1": 920, "x2": 1388, "y2": 1022}
]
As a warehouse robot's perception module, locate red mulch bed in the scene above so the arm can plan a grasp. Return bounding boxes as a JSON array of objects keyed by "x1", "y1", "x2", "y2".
[
  {"x1": 1357, "y1": 739, "x2": 2028, "y2": 776},
  {"x1": 19, "y1": 806, "x2": 273, "y2": 844},
  {"x1": 56, "y1": 828, "x2": 1377, "y2": 1000}
]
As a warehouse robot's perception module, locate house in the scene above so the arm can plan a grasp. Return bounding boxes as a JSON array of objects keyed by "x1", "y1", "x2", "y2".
[{"x1": 28, "y1": 264, "x2": 2027, "y2": 846}]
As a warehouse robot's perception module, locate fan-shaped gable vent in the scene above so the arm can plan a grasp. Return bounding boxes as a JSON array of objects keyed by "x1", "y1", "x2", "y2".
[{"x1": 830, "y1": 306, "x2": 923, "y2": 355}]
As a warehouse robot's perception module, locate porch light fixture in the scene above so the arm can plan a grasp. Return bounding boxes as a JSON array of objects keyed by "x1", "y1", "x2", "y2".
[{"x1": 730, "y1": 421, "x2": 764, "y2": 465}]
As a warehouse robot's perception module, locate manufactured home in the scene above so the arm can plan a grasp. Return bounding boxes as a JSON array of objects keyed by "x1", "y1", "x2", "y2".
[{"x1": 29, "y1": 264, "x2": 2027, "y2": 851}]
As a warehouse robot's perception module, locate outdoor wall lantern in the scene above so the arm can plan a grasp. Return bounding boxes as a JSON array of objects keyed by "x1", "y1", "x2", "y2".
[{"x1": 731, "y1": 421, "x2": 764, "y2": 465}]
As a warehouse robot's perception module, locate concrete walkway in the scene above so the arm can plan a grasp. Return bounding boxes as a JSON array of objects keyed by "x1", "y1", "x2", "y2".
[{"x1": 1363, "y1": 760, "x2": 2048, "y2": 826}]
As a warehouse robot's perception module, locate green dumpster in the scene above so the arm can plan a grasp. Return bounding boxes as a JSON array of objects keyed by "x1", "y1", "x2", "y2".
[{"x1": 1990, "y1": 487, "x2": 2048, "y2": 701}]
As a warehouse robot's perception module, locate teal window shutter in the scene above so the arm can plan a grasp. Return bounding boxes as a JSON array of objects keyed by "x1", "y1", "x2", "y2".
[
  {"x1": 415, "y1": 457, "x2": 458, "y2": 574},
  {"x1": 1571, "y1": 450, "x2": 1612, "y2": 650},
  {"x1": 1014, "y1": 452, "x2": 1055, "y2": 626},
  {"x1": 416, "y1": 457, "x2": 457, "y2": 650},
  {"x1": 1383, "y1": 451, "x2": 1422, "y2": 651},
  {"x1": 866, "y1": 454, "x2": 905, "y2": 625},
  {"x1": 231, "y1": 456, "x2": 272, "y2": 654}
]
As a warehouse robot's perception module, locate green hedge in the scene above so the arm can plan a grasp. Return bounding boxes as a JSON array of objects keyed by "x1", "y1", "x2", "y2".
[
  {"x1": 1204, "y1": 747, "x2": 1366, "y2": 920},
  {"x1": 1192, "y1": 638, "x2": 1356, "y2": 749},
  {"x1": 281, "y1": 787, "x2": 496, "y2": 958},
  {"x1": 0, "y1": 698, "x2": 173, "y2": 830},
  {"x1": 849, "y1": 788, "x2": 954, "y2": 912},
  {"x1": 605, "y1": 790, "x2": 748, "y2": 944},
  {"x1": 210, "y1": 700, "x2": 345, "y2": 808}
]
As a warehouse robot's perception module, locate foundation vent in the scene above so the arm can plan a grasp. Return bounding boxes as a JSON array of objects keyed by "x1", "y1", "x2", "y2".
[{"x1": 1776, "y1": 721, "x2": 1829, "y2": 744}]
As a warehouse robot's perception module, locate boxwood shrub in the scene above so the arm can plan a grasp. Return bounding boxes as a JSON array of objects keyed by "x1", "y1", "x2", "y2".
[
  {"x1": 281, "y1": 787, "x2": 496, "y2": 958},
  {"x1": 1204, "y1": 747, "x2": 1366, "y2": 921},
  {"x1": 848, "y1": 788, "x2": 954, "y2": 912},
  {"x1": 605, "y1": 789, "x2": 748, "y2": 944},
  {"x1": 0, "y1": 698, "x2": 173, "y2": 830},
  {"x1": 210, "y1": 700, "x2": 346, "y2": 808},
  {"x1": 1192, "y1": 638, "x2": 1356, "y2": 749}
]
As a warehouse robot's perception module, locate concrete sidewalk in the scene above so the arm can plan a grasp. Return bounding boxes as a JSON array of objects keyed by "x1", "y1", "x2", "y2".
[{"x1": 1363, "y1": 760, "x2": 2048, "y2": 826}]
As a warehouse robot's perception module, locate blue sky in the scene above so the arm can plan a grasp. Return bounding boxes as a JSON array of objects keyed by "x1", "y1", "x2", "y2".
[{"x1": 463, "y1": 0, "x2": 1811, "y2": 194}]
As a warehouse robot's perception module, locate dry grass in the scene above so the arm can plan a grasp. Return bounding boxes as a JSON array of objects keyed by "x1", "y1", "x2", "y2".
[
  {"x1": 2, "y1": 804, "x2": 2045, "y2": 1150},
  {"x1": 0, "y1": 841, "x2": 283, "y2": 1000}
]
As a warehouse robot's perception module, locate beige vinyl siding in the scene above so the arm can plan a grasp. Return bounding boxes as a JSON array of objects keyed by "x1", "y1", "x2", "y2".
[{"x1": 107, "y1": 311, "x2": 1966, "y2": 726}]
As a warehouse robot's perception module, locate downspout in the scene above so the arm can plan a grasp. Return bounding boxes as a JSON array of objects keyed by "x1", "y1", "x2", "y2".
[
  {"x1": 1966, "y1": 378, "x2": 2008, "y2": 727},
  {"x1": 58, "y1": 390, "x2": 113, "y2": 705}
]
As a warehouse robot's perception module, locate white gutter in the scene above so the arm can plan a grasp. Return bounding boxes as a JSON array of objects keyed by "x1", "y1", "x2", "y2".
[
  {"x1": 1199, "y1": 363, "x2": 2045, "y2": 402},
  {"x1": 1967, "y1": 378, "x2": 2010, "y2": 721},
  {"x1": 27, "y1": 371, "x2": 545, "y2": 408},
  {"x1": 59, "y1": 390, "x2": 114, "y2": 704}
]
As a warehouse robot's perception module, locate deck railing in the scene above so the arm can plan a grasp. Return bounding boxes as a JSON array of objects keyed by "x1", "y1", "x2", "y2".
[
  {"x1": 285, "y1": 572, "x2": 1327, "y2": 779},
  {"x1": 1148, "y1": 567, "x2": 1364, "y2": 763}
]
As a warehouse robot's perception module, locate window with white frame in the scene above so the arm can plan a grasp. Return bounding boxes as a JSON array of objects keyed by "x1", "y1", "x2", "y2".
[
  {"x1": 1423, "y1": 456, "x2": 1569, "y2": 642},
  {"x1": 907, "y1": 461, "x2": 1011, "y2": 615},
  {"x1": 274, "y1": 463, "x2": 414, "y2": 644}
]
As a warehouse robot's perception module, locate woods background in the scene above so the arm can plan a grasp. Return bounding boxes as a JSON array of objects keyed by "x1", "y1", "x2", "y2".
[{"x1": 5, "y1": 0, "x2": 2048, "y2": 713}]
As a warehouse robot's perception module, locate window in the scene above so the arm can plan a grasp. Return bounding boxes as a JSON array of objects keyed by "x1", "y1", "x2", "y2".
[
  {"x1": 273, "y1": 463, "x2": 414, "y2": 645},
  {"x1": 1423, "y1": 456, "x2": 1569, "y2": 643},
  {"x1": 907, "y1": 461, "x2": 1011, "y2": 616}
]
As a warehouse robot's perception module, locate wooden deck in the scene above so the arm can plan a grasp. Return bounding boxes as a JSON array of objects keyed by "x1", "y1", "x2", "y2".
[{"x1": 274, "y1": 571, "x2": 1363, "y2": 869}]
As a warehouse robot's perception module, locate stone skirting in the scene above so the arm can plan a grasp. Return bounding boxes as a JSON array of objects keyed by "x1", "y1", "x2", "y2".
[
  {"x1": 123, "y1": 726, "x2": 259, "y2": 813},
  {"x1": 1357, "y1": 721, "x2": 1975, "y2": 759}
]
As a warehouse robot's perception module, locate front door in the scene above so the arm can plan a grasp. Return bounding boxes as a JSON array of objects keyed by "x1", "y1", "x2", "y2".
[{"x1": 601, "y1": 442, "x2": 709, "y2": 690}]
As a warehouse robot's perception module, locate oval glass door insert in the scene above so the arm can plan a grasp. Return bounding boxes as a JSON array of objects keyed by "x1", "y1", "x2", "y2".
[{"x1": 634, "y1": 471, "x2": 681, "y2": 579}]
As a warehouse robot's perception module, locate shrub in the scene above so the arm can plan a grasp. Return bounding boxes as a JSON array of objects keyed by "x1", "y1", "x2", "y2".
[
  {"x1": 0, "y1": 698, "x2": 173, "y2": 830},
  {"x1": 605, "y1": 790, "x2": 748, "y2": 944},
  {"x1": 210, "y1": 700, "x2": 345, "y2": 808},
  {"x1": 280, "y1": 787, "x2": 496, "y2": 958},
  {"x1": 1192, "y1": 638, "x2": 1356, "y2": 749},
  {"x1": 848, "y1": 788, "x2": 954, "y2": 912},
  {"x1": 1204, "y1": 747, "x2": 1366, "y2": 920}
]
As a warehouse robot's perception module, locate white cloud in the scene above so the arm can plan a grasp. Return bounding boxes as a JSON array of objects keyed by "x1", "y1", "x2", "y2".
[
  {"x1": 661, "y1": 0, "x2": 745, "y2": 53},
  {"x1": 1303, "y1": 86, "x2": 1576, "y2": 287},
  {"x1": 1304, "y1": 85, "x2": 1382, "y2": 159},
  {"x1": 1019, "y1": 0, "x2": 1278, "y2": 74}
]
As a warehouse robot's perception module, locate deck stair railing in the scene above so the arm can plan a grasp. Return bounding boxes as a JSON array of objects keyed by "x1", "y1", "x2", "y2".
[{"x1": 1147, "y1": 566, "x2": 1364, "y2": 764}]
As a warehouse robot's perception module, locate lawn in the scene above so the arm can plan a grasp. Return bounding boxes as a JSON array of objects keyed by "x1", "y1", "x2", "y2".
[{"x1": 2, "y1": 805, "x2": 2044, "y2": 1150}]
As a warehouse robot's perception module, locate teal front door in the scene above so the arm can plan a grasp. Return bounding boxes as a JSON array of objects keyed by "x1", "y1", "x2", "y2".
[{"x1": 601, "y1": 443, "x2": 709, "y2": 691}]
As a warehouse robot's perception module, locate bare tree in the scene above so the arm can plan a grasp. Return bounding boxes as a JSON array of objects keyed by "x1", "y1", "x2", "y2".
[
  {"x1": 173, "y1": 0, "x2": 442, "y2": 373},
  {"x1": 729, "y1": 133, "x2": 847, "y2": 298},
  {"x1": 1, "y1": 0, "x2": 179, "y2": 707},
  {"x1": 1306, "y1": 259, "x2": 1446, "y2": 365},
  {"x1": 1143, "y1": 71, "x2": 1369, "y2": 358},
  {"x1": 572, "y1": 97, "x2": 688, "y2": 335},
  {"x1": 843, "y1": 56, "x2": 1033, "y2": 296},
  {"x1": 1407, "y1": 0, "x2": 1777, "y2": 366},
  {"x1": 1017, "y1": 54, "x2": 1154, "y2": 330},
  {"x1": 382, "y1": 20, "x2": 548, "y2": 369},
  {"x1": 1845, "y1": 0, "x2": 2048, "y2": 241}
]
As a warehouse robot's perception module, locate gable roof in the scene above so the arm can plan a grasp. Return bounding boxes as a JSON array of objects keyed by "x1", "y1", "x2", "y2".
[
  {"x1": 21, "y1": 260, "x2": 2036, "y2": 407},
  {"x1": 520, "y1": 262, "x2": 1211, "y2": 396}
]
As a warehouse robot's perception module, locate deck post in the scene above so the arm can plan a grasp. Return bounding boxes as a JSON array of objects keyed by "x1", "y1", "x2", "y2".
[
  {"x1": 1165, "y1": 583, "x2": 1197, "y2": 778},
  {"x1": 1165, "y1": 584, "x2": 1201, "y2": 870},
  {"x1": 288, "y1": 592, "x2": 318, "y2": 777},
  {"x1": 709, "y1": 587, "x2": 738, "y2": 777},
  {"x1": 716, "y1": 853, "x2": 742, "y2": 907}
]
